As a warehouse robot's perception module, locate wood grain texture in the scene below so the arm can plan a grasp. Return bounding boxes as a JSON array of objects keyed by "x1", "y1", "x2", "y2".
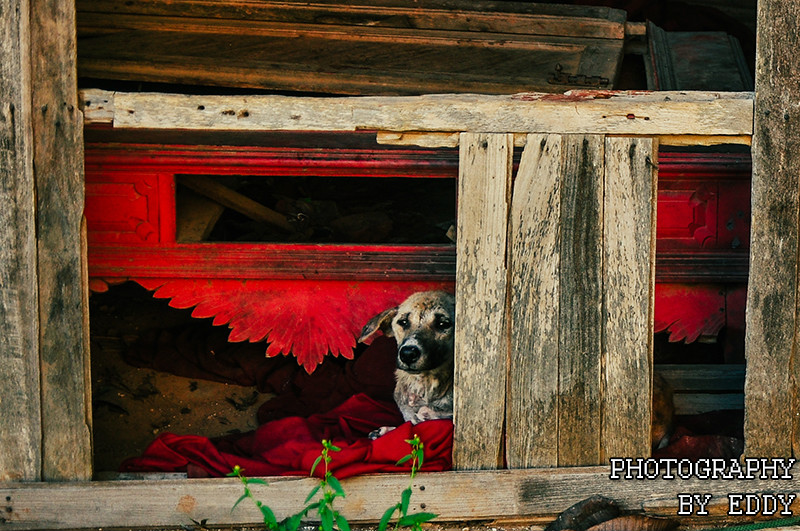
[
  {"x1": 76, "y1": 0, "x2": 628, "y2": 40},
  {"x1": 0, "y1": 0, "x2": 43, "y2": 482},
  {"x1": 453, "y1": 133, "x2": 512, "y2": 470},
  {"x1": 79, "y1": 89, "x2": 754, "y2": 136},
  {"x1": 506, "y1": 134, "x2": 562, "y2": 468},
  {"x1": 75, "y1": 0, "x2": 626, "y2": 95},
  {"x1": 31, "y1": 0, "x2": 93, "y2": 480},
  {"x1": 744, "y1": 0, "x2": 800, "y2": 458},
  {"x1": 3, "y1": 467, "x2": 800, "y2": 530},
  {"x1": 601, "y1": 136, "x2": 657, "y2": 461},
  {"x1": 557, "y1": 135, "x2": 605, "y2": 466}
]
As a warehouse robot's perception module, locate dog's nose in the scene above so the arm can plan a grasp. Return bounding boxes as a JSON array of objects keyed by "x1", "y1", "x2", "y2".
[{"x1": 399, "y1": 345, "x2": 421, "y2": 365}]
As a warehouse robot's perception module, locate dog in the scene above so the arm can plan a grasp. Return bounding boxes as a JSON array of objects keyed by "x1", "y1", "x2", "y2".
[
  {"x1": 359, "y1": 290, "x2": 674, "y2": 449},
  {"x1": 358, "y1": 291, "x2": 455, "y2": 437}
]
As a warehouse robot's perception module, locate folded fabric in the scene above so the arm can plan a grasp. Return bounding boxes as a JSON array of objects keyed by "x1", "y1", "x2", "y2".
[{"x1": 121, "y1": 393, "x2": 453, "y2": 478}]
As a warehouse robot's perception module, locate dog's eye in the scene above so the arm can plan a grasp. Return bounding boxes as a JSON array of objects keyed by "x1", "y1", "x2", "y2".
[
  {"x1": 435, "y1": 317, "x2": 452, "y2": 330},
  {"x1": 397, "y1": 317, "x2": 410, "y2": 329}
]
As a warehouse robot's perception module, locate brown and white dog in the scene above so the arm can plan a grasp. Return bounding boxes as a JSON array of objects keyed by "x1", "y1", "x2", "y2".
[
  {"x1": 359, "y1": 290, "x2": 674, "y2": 449},
  {"x1": 359, "y1": 291, "x2": 455, "y2": 437}
]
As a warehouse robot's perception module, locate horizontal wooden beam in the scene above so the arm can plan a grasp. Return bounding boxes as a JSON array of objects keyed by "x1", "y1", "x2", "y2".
[
  {"x1": 2, "y1": 467, "x2": 800, "y2": 530},
  {"x1": 80, "y1": 89, "x2": 754, "y2": 136},
  {"x1": 376, "y1": 131, "x2": 752, "y2": 148}
]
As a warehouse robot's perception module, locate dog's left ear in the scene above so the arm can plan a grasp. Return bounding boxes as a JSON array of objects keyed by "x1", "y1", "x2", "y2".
[{"x1": 358, "y1": 307, "x2": 398, "y2": 344}]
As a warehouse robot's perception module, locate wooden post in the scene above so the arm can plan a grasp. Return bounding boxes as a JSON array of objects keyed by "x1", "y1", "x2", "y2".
[
  {"x1": 507, "y1": 134, "x2": 562, "y2": 468},
  {"x1": 453, "y1": 133, "x2": 512, "y2": 470},
  {"x1": 32, "y1": 0, "x2": 93, "y2": 479},
  {"x1": 744, "y1": 0, "x2": 800, "y2": 457},
  {"x1": 556, "y1": 135, "x2": 606, "y2": 466},
  {"x1": 0, "y1": 0, "x2": 43, "y2": 482},
  {"x1": 0, "y1": 0, "x2": 91, "y2": 481},
  {"x1": 601, "y1": 137, "x2": 657, "y2": 460}
]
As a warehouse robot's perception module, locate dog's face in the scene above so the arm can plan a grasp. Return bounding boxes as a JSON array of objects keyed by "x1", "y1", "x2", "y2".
[{"x1": 359, "y1": 291, "x2": 455, "y2": 373}]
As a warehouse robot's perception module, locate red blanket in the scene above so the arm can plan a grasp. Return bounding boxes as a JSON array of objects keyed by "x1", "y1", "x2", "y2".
[
  {"x1": 121, "y1": 394, "x2": 453, "y2": 478},
  {"x1": 120, "y1": 334, "x2": 453, "y2": 478}
]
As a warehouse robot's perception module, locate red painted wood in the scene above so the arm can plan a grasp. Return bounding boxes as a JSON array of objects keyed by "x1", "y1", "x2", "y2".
[
  {"x1": 84, "y1": 141, "x2": 751, "y2": 369},
  {"x1": 135, "y1": 278, "x2": 453, "y2": 372}
]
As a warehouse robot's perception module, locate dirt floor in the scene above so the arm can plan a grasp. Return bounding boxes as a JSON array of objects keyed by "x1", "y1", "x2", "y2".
[{"x1": 90, "y1": 281, "x2": 275, "y2": 475}]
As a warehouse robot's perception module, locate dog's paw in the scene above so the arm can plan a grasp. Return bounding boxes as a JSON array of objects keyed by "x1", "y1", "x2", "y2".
[
  {"x1": 412, "y1": 406, "x2": 436, "y2": 424},
  {"x1": 368, "y1": 426, "x2": 396, "y2": 439}
]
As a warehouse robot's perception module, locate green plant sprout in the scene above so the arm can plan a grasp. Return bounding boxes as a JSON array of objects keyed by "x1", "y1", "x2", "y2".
[
  {"x1": 229, "y1": 436, "x2": 436, "y2": 531},
  {"x1": 377, "y1": 434, "x2": 437, "y2": 531}
]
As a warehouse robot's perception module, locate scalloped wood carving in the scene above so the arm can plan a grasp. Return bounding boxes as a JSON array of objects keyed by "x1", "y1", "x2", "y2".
[{"x1": 133, "y1": 278, "x2": 452, "y2": 372}]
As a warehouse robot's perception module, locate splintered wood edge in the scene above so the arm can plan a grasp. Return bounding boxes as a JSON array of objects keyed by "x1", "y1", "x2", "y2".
[{"x1": 79, "y1": 89, "x2": 754, "y2": 138}]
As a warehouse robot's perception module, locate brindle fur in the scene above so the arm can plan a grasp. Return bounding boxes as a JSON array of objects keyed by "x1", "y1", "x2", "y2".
[{"x1": 359, "y1": 291, "x2": 455, "y2": 429}]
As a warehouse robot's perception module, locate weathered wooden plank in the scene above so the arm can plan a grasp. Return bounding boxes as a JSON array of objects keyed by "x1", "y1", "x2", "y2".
[
  {"x1": 506, "y1": 134, "x2": 562, "y2": 468},
  {"x1": 76, "y1": 0, "x2": 628, "y2": 40},
  {"x1": 0, "y1": 0, "x2": 42, "y2": 482},
  {"x1": 658, "y1": 364, "x2": 745, "y2": 392},
  {"x1": 375, "y1": 132, "x2": 752, "y2": 149},
  {"x1": 79, "y1": 89, "x2": 754, "y2": 136},
  {"x1": 672, "y1": 393, "x2": 744, "y2": 415},
  {"x1": 76, "y1": 17, "x2": 623, "y2": 96},
  {"x1": 557, "y1": 135, "x2": 604, "y2": 466},
  {"x1": 2, "y1": 467, "x2": 800, "y2": 530},
  {"x1": 31, "y1": 0, "x2": 93, "y2": 480},
  {"x1": 601, "y1": 137, "x2": 657, "y2": 461},
  {"x1": 744, "y1": 0, "x2": 800, "y2": 458},
  {"x1": 453, "y1": 133, "x2": 512, "y2": 470}
]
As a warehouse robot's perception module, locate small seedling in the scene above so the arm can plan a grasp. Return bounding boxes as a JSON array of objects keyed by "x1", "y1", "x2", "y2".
[
  {"x1": 378, "y1": 434, "x2": 437, "y2": 531},
  {"x1": 229, "y1": 436, "x2": 437, "y2": 531}
]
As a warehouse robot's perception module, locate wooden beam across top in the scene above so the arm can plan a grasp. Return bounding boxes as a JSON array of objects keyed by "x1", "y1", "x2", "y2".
[{"x1": 80, "y1": 89, "x2": 754, "y2": 137}]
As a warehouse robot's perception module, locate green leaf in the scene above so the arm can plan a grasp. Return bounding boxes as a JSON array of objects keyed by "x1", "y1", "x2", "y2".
[
  {"x1": 305, "y1": 484, "x2": 322, "y2": 504},
  {"x1": 328, "y1": 443, "x2": 342, "y2": 452},
  {"x1": 310, "y1": 455, "x2": 324, "y2": 476},
  {"x1": 400, "y1": 488, "x2": 412, "y2": 515},
  {"x1": 327, "y1": 476, "x2": 346, "y2": 497},
  {"x1": 321, "y1": 508, "x2": 335, "y2": 531},
  {"x1": 231, "y1": 493, "x2": 249, "y2": 512},
  {"x1": 398, "y1": 513, "x2": 437, "y2": 527},
  {"x1": 378, "y1": 505, "x2": 398, "y2": 531},
  {"x1": 283, "y1": 513, "x2": 303, "y2": 531},
  {"x1": 335, "y1": 513, "x2": 351, "y2": 531},
  {"x1": 416, "y1": 450, "x2": 424, "y2": 471},
  {"x1": 247, "y1": 477, "x2": 269, "y2": 485},
  {"x1": 260, "y1": 504, "x2": 279, "y2": 529},
  {"x1": 395, "y1": 454, "x2": 412, "y2": 467}
]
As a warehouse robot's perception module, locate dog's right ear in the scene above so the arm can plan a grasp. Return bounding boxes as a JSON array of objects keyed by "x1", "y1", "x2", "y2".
[{"x1": 358, "y1": 307, "x2": 398, "y2": 344}]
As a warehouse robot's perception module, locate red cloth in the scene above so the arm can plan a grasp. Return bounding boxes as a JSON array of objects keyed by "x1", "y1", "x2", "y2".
[{"x1": 121, "y1": 393, "x2": 453, "y2": 478}]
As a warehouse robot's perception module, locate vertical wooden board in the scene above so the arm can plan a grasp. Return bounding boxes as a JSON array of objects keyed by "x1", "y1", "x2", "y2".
[
  {"x1": 0, "y1": 0, "x2": 43, "y2": 481},
  {"x1": 506, "y1": 134, "x2": 562, "y2": 468},
  {"x1": 601, "y1": 137, "x2": 657, "y2": 460},
  {"x1": 454, "y1": 132, "x2": 512, "y2": 470},
  {"x1": 32, "y1": 0, "x2": 93, "y2": 480},
  {"x1": 557, "y1": 135, "x2": 605, "y2": 466},
  {"x1": 745, "y1": 0, "x2": 800, "y2": 458}
]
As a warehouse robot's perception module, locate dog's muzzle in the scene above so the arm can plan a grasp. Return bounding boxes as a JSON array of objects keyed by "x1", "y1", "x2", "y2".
[{"x1": 398, "y1": 344, "x2": 422, "y2": 366}]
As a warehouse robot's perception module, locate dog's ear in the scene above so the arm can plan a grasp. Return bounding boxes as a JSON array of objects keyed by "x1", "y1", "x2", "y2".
[{"x1": 358, "y1": 307, "x2": 398, "y2": 343}]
